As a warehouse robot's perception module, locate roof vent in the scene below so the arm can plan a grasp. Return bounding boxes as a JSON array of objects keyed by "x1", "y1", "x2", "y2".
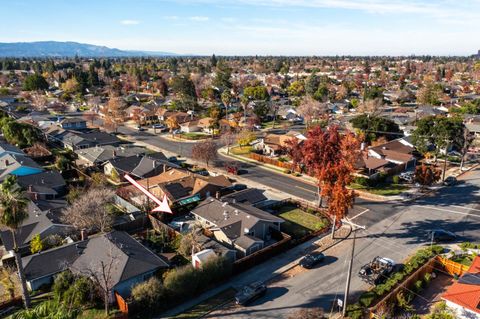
[
  {"x1": 222, "y1": 202, "x2": 228, "y2": 207},
  {"x1": 234, "y1": 210, "x2": 239, "y2": 215}
]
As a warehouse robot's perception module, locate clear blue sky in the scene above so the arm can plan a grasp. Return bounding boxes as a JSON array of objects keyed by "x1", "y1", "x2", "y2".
[{"x1": 2, "y1": 0, "x2": 479, "y2": 56}]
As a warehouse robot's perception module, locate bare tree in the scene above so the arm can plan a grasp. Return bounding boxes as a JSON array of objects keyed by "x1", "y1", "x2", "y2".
[
  {"x1": 221, "y1": 130, "x2": 237, "y2": 155},
  {"x1": 191, "y1": 140, "x2": 218, "y2": 167},
  {"x1": 72, "y1": 238, "x2": 119, "y2": 315},
  {"x1": 297, "y1": 96, "x2": 328, "y2": 128},
  {"x1": 357, "y1": 98, "x2": 384, "y2": 117},
  {"x1": 104, "y1": 96, "x2": 126, "y2": 133},
  {"x1": 62, "y1": 187, "x2": 115, "y2": 233}
]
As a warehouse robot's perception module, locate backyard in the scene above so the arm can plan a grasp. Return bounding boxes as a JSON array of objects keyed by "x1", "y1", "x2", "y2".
[{"x1": 275, "y1": 204, "x2": 329, "y2": 239}]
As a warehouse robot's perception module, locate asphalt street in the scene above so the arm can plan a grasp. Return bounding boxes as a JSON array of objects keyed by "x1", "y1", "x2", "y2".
[{"x1": 204, "y1": 169, "x2": 480, "y2": 318}]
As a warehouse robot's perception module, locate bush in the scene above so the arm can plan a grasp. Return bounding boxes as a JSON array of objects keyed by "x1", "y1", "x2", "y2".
[
  {"x1": 52, "y1": 271, "x2": 74, "y2": 299},
  {"x1": 359, "y1": 291, "x2": 376, "y2": 307},
  {"x1": 62, "y1": 277, "x2": 95, "y2": 308},
  {"x1": 283, "y1": 169, "x2": 291, "y2": 174},
  {"x1": 132, "y1": 277, "x2": 165, "y2": 311},
  {"x1": 413, "y1": 280, "x2": 423, "y2": 293},
  {"x1": 392, "y1": 175, "x2": 400, "y2": 184},
  {"x1": 354, "y1": 176, "x2": 370, "y2": 186},
  {"x1": 346, "y1": 303, "x2": 364, "y2": 319},
  {"x1": 424, "y1": 272, "x2": 432, "y2": 285}
]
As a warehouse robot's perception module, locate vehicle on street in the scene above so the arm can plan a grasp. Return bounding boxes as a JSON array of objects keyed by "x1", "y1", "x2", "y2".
[
  {"x1": 427, "y1": 229, "x2": 457, "y2": 243},
  {"x1": 443, "y1": 176, "x2": 457, "y2": 186},
  {"x1": 235, "y1": 282, "x2": 267, "y2": 306},
  {"x1": 359, "y1": 256, "x2": 396, "y2": 285},
  {"x1": 136, "y1": 125, "x2": 145, "y2": 131},
  {"x1": 399, "y1": 171, "x2": 414, "y2": 183},
  {"x1": 225, "y1": 162, "x2": 239, "y2": 175},
  {"x1": 299, "y1": 252, "x2": 325, "y2": 269}
]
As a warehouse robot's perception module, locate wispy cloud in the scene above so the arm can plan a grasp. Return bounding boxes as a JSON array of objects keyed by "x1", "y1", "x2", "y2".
[
  {"x1": 163, "y1": 15, "x2": 179, "y2": 20},
  {"x1": 120, "y1": 19, "x2": 140, "y2": 25},
  {"x1": 189, "y1": 16, "x2": 209, "y2": 22}
]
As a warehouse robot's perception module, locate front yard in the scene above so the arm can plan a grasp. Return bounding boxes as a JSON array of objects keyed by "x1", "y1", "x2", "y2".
[
  {"x1": 350, "y1": 183, "x2": 409, "y2": 196},
  {"x1": 276, "y1": 204, "x2": 329, "y2": 239},
  {"x1": 170, "y1": 288, "x2": 237, "y2": 319},
  {"x1": 178, "y1": 132, "x2": 210, "y2": 140},
  {"x1": 230, "y1": 145, "x2": 253, "y2": 156}
]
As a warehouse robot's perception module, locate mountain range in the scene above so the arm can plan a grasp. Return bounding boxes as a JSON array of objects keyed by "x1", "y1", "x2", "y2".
[{"x1": 0, "y1": 41, "x2": 177, "y2": 57}]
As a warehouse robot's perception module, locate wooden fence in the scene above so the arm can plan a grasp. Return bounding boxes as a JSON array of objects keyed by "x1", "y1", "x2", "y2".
[
  {"x1": 115, "y1": 291, "x2": 129, "y2": 314},
  {"x1": 232, "y1": 232, "x2": 292, "y2": 274},
  {"x1": 369, "y1": 256, "x2": 437, "y2": 317},
  {"x1": 436, "y1": 255, "x2": 470, "y2": 277},
  {"x1": 249, "y1": 153, "x2": 300, "y2": 172}
]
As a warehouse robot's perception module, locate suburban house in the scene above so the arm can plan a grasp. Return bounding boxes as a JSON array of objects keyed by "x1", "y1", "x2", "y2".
[
  {"x1": 192, "y1": 233, "x2": 237, "y2": 268},
  {"x1": 22, "y1": 230, "x2": 169, "y2": 296},
  {"x1": 59, "y1": 117, "x2": 87, "y2": 130},
  {"x1": 355, "y1": 154, "x2": 395, "y2": 179},
  {"x1": 367, "y1": 138, "x2": 417, "y2": 169},
  {"x1": 0, "y1": 141, "x2": 25, "y2": 157},
  {"x1": 191, "y1": 197, "x2": 284, "y2": 257},
  {"x1": 125, "y1": 105, "x2": 159, "y2": 124},
  {"x1": 120, "y1": 168, "x2": 232, "y2": 208},
  {"x1": 0, "y1": 201, "x2": 74, "y2": 261},
  {"x1": 179, "y1": 120, "x2": 200, "y2": 133},
  {"x1": 75, "y1": 145, "x2": 147, "y2": 167},
  {"x1": 46, "y1": 127, "x2": 121, "y2": 150},
  {"x1": 221, "y1": 188, "x2": 268, "y2": 206},
  {"x1": 255, "y1": 131, "x2": 307, "y2": 156},
  {"x1": 277, "y1": 107, "x2": 302, "y2": 122},
  {"x1": 104, "y1": 153, "x2": 173, "y2": 181},
  {"x1": 442, "y1": 256, "x2": 480, "y2": 319},
  {"x1": 0, "y1": 153, "x2": 44, "y2": 181},
  {"x1": 17, "y1": 170, "x2": 67, "y2": 200},
  {"x1": 197, "y1": 117, "x2": 215, "y2": 134}
]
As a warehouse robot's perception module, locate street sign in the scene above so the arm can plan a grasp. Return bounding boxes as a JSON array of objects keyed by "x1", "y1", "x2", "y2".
[
  {"x1": 337, "y1": 298, "x2": 343, "y2": 308},
  {"x1": 124, "y1": 174, "x2": 172, "y2": 214}
]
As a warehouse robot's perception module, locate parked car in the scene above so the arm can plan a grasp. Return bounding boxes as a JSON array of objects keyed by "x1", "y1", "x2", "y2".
[
  {"x1": 427, "y1": 229, "x2": 457, "y2": 243},
  {"x1": 443, "y1": 176, "x2": 457, "y2": 186},
  {"x1": 299, "y1": 252, "x2": 325, "y2": 269},
  {"x1": 399, "y1": 171, "x2": 414, "y2": 183},
  {"x1": 136, "y1": 125, "x2": 145, "y2": 131},
  {"x1": 359, "y1": 257, "x2": 396, "y2": 285},
  {"x1": 235, "y1": 282, "x2": 267, "y2": 306}
]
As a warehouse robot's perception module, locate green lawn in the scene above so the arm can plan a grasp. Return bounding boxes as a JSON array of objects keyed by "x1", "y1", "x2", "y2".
[
  {"x1": 179, "y1": 132, "x2": 210, "y2": 140},
  {"x1": 171, "y1": 288, "x2": 237, "y2": 319},
  {"x1": 230, "y1": 146, "x2": 253, "y2": 155},
  {"x1": 261, "y1": 120, "x2": 291, "y2": 129},
  {"x1": 276, "y1": 204, "x2": 328, "y2": 238},
  {"x1": 350, "y1": 183, "x2": 409, "y2": 196}
]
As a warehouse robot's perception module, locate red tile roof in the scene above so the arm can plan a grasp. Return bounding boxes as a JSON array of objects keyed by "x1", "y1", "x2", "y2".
[{"x1": 442, "y1": 256, "x2": 480, "y2": 314}]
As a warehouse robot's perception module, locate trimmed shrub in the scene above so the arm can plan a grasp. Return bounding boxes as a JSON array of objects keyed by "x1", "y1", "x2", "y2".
[
  {"x1": 424, "y1": 272, "x2": 432, "y2": 285},
  {"x1": 354, "y1": 176, "x2": 370, "y2": 186},
  {"x1": 359, "y1": 291, "x2": 376, "y2": 307},
  {"x1": 392, "y1": 175, "x2": 400, "y2": 184},
  {"x1": 413, "y1": 280, "x2": 423, "y2": 293}
]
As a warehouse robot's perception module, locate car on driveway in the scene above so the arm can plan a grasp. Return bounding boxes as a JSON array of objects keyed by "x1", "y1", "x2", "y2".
[
  {"x1": 427, "y1": 229, "x2": 457, "y2": 243},
  {"x1": 299, "y1": 252, "x2": 325, "y2": 269},
  {"x1": 359, "y1": 256, "x2": 396, "y2": 285},
  {"x1": 235, "y1": 282, "x2": 267, "y2": 306}
]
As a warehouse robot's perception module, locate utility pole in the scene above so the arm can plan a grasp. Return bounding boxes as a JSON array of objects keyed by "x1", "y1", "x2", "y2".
[
  {"x1": 341, "y1": 218, "x2": 366, "y2": 318},
  {"x1": 442, "y1": 139, "x2": 452, "y2": 182}
]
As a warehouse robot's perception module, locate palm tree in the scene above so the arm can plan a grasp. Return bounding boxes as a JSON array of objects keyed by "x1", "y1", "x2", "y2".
[
  {"x1": 221, "y1": 91, "x2": 232, "y2": 120},
  {"x1": 0, "y1": 176, "x2": 31, "y2": 309}
]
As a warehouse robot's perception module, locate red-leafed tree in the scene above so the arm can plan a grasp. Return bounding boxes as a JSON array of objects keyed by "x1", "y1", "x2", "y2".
[
  {"x1": 415, "y1": 163, "x2": 441, "y2": 189},
  {"x1": 288, "y1": 125, "x2": 361, "y2": 231}
]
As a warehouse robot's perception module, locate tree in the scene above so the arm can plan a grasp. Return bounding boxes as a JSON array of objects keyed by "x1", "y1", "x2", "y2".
[
  {"x1": 62, "y1": 78, "x2": 80, "y2": 94},
  {"x1": 165, "y1": 116, "x2": 179, "y2": 137},
  {"x1": 305, "y1": 73, "x2": 320, "y2": 96},
  {"x1": 237, "y1": 130, "x2": 256, "y2": 148},
  {"x1": 62, "y1": 187, "x2": 115, "y2": 233},
  {"x1": 297, "y1": 96, "x2": 327, "y2": 128},
  {"x1": 356, "y1": 98, "x2": 384, "y2": 117},
  {"x1": 30, "y1": 233, "x2": 43, "y2": 254},
  {"x1": 416, "y1": 81, "x2": 441, "y2": 105},
  {"x1": 213, "y1": 60, "x2": 232, "y2": 92},
  {"x1": 0, "y1": 176, "x2": 31, "y2": 308},
  {"x1": 191, "y1": 140, "x2": 218, "y2": 167},
  {"x1": 221, "y1": 130, "x2": 237, "y2": 155},
  {"x1": 221, "y1": 90, "x2": 232, "y2": 118},
  {"x1": 350, "y1": 114, "x2": 401, "y2": 142},
  {"x1": 83, "y1": 111, "x2": 97, "y2": 126},
  {"x1": 23, "y1": 73, "x2": 48, "y2": 91},
  {"x1": 104, "y1": 96, "x2": 125, "y2": 132},
  {"x1": 415, "y1": 164, "x2": 441, "y2": 189},
  {"x1": 287, "y1": 80, "x2": 305, "y2": 97},
  {"x1": 412, "y1": 116, "x2": 465, "y2": 157},
  {"x1": 131, "y1": 277, "x2": 165, "y2": 311},
  {"x1": 243, "y1": 85, "x2": 269, "y2": 101},
  {"x1": 288, "y1": 126, "x2": 361, "y2": 224}
]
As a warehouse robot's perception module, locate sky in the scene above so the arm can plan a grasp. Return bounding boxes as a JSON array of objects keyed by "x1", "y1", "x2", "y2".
[{"x1": 2, "y1": 0, "x2": 480, "y2": 56}]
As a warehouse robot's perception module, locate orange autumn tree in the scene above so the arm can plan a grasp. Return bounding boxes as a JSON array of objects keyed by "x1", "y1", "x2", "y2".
[
  {"x1": 415, "y1": 163, "x2": 441, "y2": 189},
  {"x1": 288, "y1": 125, "x2": 361, "y2": 229}
]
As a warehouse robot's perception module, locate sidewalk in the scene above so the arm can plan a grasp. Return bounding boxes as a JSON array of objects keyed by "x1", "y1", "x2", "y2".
[{"x1": 157, "y1": 226, "x2": 351, "y2": 318}]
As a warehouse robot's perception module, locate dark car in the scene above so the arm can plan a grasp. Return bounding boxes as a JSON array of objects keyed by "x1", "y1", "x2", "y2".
[
  {"x1": 299, "y1": 252, "x2": 325, "y2": 269},
  {"x1": 427, "y1": 229, "x2": 457, "y2": 243},
  {"x1": 443, "y1": 176, "x2": 457, "y2": 186},
  {"x1": 235, "y1": 282, "x2": 267, "y2": 306}
]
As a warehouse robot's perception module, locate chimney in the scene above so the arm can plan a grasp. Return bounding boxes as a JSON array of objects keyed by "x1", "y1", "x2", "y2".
[
  {"x1": 4, "y1": 159, "x2": 8, "y2": 166},
  {"x1": 215, "y1": 191, "x2": 220, "y2": 199},
  {"x1": 80, "y1": 229, "x2": 88, "y2": 241}
]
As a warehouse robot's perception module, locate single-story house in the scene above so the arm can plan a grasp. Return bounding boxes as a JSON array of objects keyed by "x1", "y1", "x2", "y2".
[
  {"x1": 368, "y1": 138, "x2": 417, "y2": 169},
  {"x1": 255, "y1": 131, "x2": 306, "y2": 157},
  {"x1": 191, "y1": 198, "x2": 284, "y2": 257},
  {"x1": 46, "y1": 127, "x2": 121, "y2": 150},
  {"x1": 75, "y1": 145, "x2": 147, "y2": 167},
  {"x1": 17, "y1": 170, "x2": 67, "y2": 200},
  {"x1": 0, "y1": 201, "x2": 74, "y2": 260},
  {"x1": 0, "y1": 153, "x2": 44, "y2": 181},
  {"x1": 23, "y1": 230, "x2": 169, "y2": 296},
  {"x1": 179, "y1": 120, "x2": 200, "y2": 133},
  {"x1": 59, "y1": 117, "x2": 87, "y2": 130},
  {"x1": 104, "y1": 153, "x2": 172, "y2": 180}
]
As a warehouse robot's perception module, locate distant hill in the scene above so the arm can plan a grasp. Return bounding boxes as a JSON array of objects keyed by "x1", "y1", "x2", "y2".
[{"x1": 0, "y1": 41, "x2": 177, "y2": 57}]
